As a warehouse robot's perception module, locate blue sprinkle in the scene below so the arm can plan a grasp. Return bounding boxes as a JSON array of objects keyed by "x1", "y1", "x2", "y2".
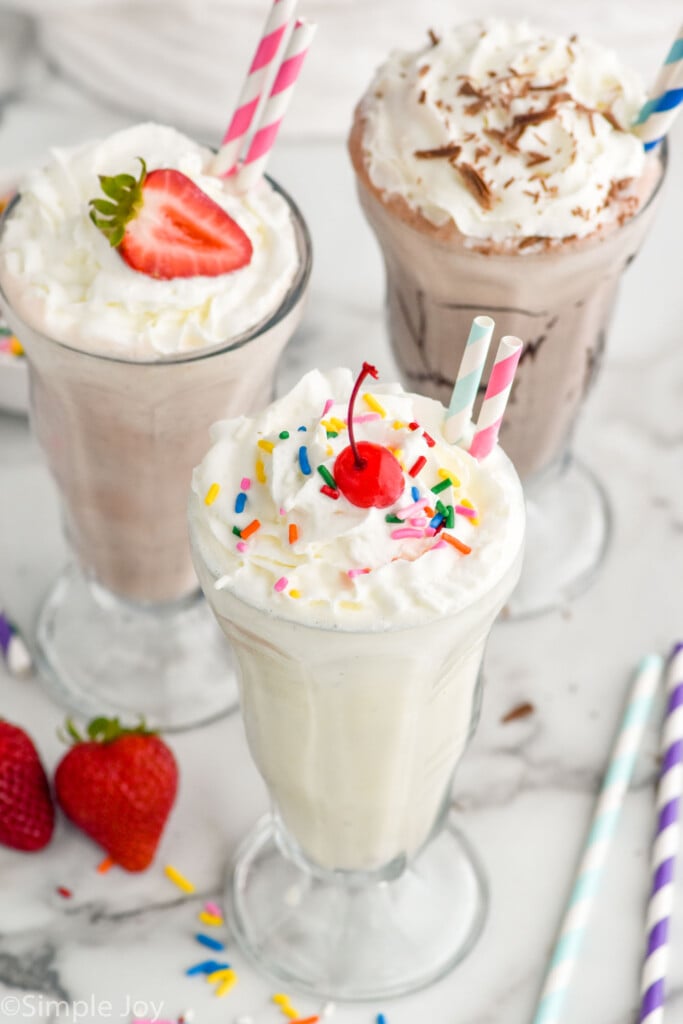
[
  {"x1": 185, "y1": 959, "x2": 229, "y2": 976},
  {"x1": 298, "y1": 446, "x2": 312, "y2": 476},
  {"x1": 377, "y1": 1015, "x2": 388, "y2": 1024},
  {"x1": 195, "y1": 933, "x2": 226, "y2": 951},
  {"x1": 234, "y1": 492, "x2": 247, "y2": 514},
  {"x1": 297, "y1": 425, "x2": 307, "y2": 432},
  {"x1": 429, "y1": 513, "x2": 445, "y2": 530},
  {"x1": 411, "y1": 485, "x2": 420, "y2": 502}
]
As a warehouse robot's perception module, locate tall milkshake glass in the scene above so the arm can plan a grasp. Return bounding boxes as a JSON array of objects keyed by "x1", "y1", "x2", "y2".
[
  {"x1": 349, "y1": 19, "x2": 667, "y2": 616},
  {"x1": 0, "y1": 125, "x2": 311, "y2": 730},
  {"x1": 188, "y1": 367, "x2": 525, "y2": 997}
]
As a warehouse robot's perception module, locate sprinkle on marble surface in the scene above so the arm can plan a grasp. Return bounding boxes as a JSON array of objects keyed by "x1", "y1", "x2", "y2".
[
  {"x1": 501, "y1": 701, "x2": 536, "y2": 723},
  {"x1": 96, "y1": 855, "x2": 115, "y2": 873},
  {"x1": 56, "y1": 886, "x2": 72, "y2": 898},
  {"x1": 204, "y1": 901, "x2": 223, "y2": 918},
  {"x1": 195, "y1": 932, "x2": 225, "y2": 951},
  {"x1": 164, "y1": 864, "x2": 195, "y2": 893},
  {"x1": 198, "y1": 910, "x2": 224, "y2": 926}
]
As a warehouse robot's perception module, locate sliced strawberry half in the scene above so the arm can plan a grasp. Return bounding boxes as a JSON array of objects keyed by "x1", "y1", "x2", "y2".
[{"x1": 89, "y1": 158, "x2": 253, "y2": 280}]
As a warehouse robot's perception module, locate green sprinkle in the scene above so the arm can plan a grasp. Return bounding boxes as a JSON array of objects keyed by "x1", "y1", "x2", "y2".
[
  {"x1": 279, "y1": 430, "x2": 290, "y2": 440},
  {"x1": 385, "y1": 514, "x2": 402, "y2": 524},
  {"x1": 435, "y1": 499, "x2": 447, "y2": 517},
  {"x1": 317, "y1": 465, "x2": 338, "y2": 489},
  {"x1": 446, "y1": 504, "x2": 455, "y2": 529},
  {"x1": 232, "y1": 526, "x2": 242, "y2": 537},
  {"x1": 431, "y1": 478, "x2": 451, "y2": 495},
  {"x1": 326, "y1": 431, "x2": 339, "y2": 438}
]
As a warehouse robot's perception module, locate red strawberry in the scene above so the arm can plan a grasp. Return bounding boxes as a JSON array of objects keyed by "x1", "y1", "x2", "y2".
[
  {"x1": 89, "y1": 158, "x2": 253, "y2": 279},
  {"x1": 55, "y1": 717, "x2": 178, "y2": 872},
  {"x1": 0, "y1": 721, "x2": 55, "y2": 852}
]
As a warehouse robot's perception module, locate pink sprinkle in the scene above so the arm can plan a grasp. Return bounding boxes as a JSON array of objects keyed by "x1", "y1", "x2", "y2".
[
  {"x1": 396, "y1": 499, "x2": 427, "y2": 521},
  {"x1": 241, "y1": 477, "x2": 251, "y2": 490},
  {"x1": 347, "y1": 413, "x2": 381, "y2": 424},
  {"x1": 391, "y1": 528, "x2": 423, "y2": 540},
  {"x1": 236, "y1": 541, "x2": 248, "y2": 553},
  {"x1": 455, "y1": 505, "x2": 477, "y2": 519},
  {"x1": 322, "y1": 398, "x2": 334, "y2": 417},
  {"x1": 205, "y1": 901, "x2": 223, "y2": 917},
  {"x1": 347, "y1": 568, "x2": 371, "y2": 579},
  {"x1": 409, "y1": 516, "x2": 426, "y2": 527},
  {"x1": 274, "y1": 577, "x2": 288, "y2": 592},
  {"x1": 279, "y1": 507, "x2": 286, "y2": 516},
  {"x1": 424, "y1": 527, "x2": 437, "y2": 537},
  {"x1": 432, "y1": 540, "x2": 447, "y2": 550}
]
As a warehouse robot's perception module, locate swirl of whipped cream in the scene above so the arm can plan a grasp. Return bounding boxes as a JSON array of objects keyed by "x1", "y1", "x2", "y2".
[
  {"x1": 358, "y1": 19, "x2": 649, "y2": 243},
  {"x1": 0, "y1": 124, "x2": 299, "y2": 359},
  {"x1": 189, "y1": 368, "x2": 525, "y2": 629}
]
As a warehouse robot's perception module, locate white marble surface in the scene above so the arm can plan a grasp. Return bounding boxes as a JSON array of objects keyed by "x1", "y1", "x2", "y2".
[{"x1": 1, "y1": 37, "x2": 683, "y2": 1024}]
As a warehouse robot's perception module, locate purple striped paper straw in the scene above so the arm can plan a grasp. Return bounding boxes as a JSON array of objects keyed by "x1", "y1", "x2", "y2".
[{"x1": 639, "y1": 643, "x2": 683, "y2": 1024}]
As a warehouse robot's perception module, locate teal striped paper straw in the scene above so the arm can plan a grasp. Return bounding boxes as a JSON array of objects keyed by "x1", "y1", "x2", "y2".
[
  {"x1": 633, "y1": 25, "x2": 683, "y2": 151},
  {"x1": 531, "y1": 654, "x2": 664, "y2": 1024},
  {"x1": 444, "y1": 315, "x2": 494, "y2": 443}
]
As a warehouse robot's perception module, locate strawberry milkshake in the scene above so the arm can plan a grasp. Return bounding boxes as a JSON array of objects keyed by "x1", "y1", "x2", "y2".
[
  {"x1": 188, "y1": 366, "x2": 524, "y2": 997},
  {"x1": 0, "y1": 122, "x2": 311, "y2": 729},
  {"x1": 349, "y1": 19, "x2": 665, "y2": 614}
]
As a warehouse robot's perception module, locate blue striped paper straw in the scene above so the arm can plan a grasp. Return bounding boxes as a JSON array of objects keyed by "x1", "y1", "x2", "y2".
[
  {"x1": 633, "y1": 25, "x2": 683, "y2": 150},
  {"x1": 444, "y1": 315, "x2": 495, "y2": 443},
  {"x1": 639, "y1": 644, "x2": 683, "y2": 1024},
  {"x1": 531, "y1": 654, "x2": 664, "y2": 1024}
]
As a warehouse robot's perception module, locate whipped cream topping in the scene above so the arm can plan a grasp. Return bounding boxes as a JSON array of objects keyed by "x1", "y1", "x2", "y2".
[
  {"x1": 0, "y1": 124, "x2": 299, "y2": 359},
  {"x1": 359, "y1": 19, "x2": 648, "y2": 243},
  {"x1": 190, "y1": 368, "x2": 524, "y2": 629}
]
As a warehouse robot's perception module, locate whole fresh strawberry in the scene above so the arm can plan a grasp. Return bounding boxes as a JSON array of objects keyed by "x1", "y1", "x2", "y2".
[
  {"x1": 89, "y1": 158, "x2": 253, "y2": 279},
  {"x1": 55, "y1": 717, "x2": 178, "y2": 872},
  {"x1": 0, "y1": 720, "x2": 55, "y2": 852}
]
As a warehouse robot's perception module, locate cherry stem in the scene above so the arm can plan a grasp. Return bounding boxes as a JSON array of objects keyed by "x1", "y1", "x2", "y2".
[{"x1": 346, "y1": 362, "x2": 379, "y2": 469}]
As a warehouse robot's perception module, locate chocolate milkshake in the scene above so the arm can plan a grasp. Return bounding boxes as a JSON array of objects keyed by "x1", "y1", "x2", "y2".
[
  {"x1": 349, "y1": 19, "x2": 665, "y2": 481},
  {"x1": 0, "y1": 123, "x2": 311, "y2": 727}
]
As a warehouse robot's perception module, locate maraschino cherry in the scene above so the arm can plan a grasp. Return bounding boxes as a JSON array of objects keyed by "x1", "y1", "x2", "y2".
[{"x1": 334, "y1": 363, "x2": 404, "y2": 509}]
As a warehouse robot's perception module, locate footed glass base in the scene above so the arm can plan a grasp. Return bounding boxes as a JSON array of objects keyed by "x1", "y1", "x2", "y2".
[
  {"x1": 228, "y1": 812, "x2": 487, "y2": 1001},
  {"x1": 35, "y1": 564, "x2": 238, "y2": 731},
  {"x1": 507, "y1": 456, "x2": 612, "y2": 619}
]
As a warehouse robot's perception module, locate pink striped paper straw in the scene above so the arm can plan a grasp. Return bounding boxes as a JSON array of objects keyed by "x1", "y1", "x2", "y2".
[
  {"x1": 211, "y1": 0, "x2": 297, "y2": 177},
  {"x1": 236, "y1": 17, "x2": 316, "y2": 192},
  {"x1": 469, "y1": 336, "x2": 523, "y2": 461}
]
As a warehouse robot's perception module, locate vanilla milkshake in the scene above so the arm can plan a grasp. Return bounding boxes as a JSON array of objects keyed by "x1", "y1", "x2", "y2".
[
  {"x1": 189, "y1": 367, "x2": 524, "y2": 872},
  {"x1": 0, "y1": 123, "x2": 311, "y2": 727},
  {"x1": 349, "y1": 20, "x2": 665, "y2": 480}
]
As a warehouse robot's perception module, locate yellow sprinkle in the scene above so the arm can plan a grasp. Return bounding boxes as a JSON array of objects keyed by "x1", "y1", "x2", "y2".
[
  {"x1": 164, "y1": 864, "x2": 195, "y2": 894},
  {"x1": 214, "y1": 969, "x2": 238, "y2": 997},
  {"x1": 289, "y1": 589, "x2": 301, "y2": 599},
  {"x1": 330, "y1": 417, "x2": 346, "y2": 432},
  {"x1": 363, "y1": 393, "x2": 386, "y2": 417},
  {"x1": 258, "y1": 439, "x2": 274, "y2": 453},
  {"x1": 204, "y1": 483, "x2": 220, "y2": 506},
  {"x1": 207, "y1": 968, "x2": 233, "y2": 983},
  {"x1": 326, "y1": 444, "x2": 334, "y2": 457},
  {"x1": 461, "y1": 497, "x2": 480, "y2": 525},
  {"x1": 272, "y1": 995, "x2": 291, "y2": 1008},
  {"x1": 340, "y1": 601, "x2": 362, "y2": 611},
  {"x1": 282, "y1": 1008, "x2": 300, "y2": 1020},
  {"x1": 393, "y1": 420, "x2": 406, "y2": 430},
  {"x1": 255, "y1": 458, "x2": 266, "y2": 484},
  {"x1": 388, "y1": 446, "x2": 403, "y2": 459},
  {"x1": 438, "y1": 468, "x2": 461, "y2": 488},
  {"x1": 198, "y1": 911, "x2": 223, "y2": 927},
  {"x1": 9, "y1": 338, "x2": 24, "y2": 356}
]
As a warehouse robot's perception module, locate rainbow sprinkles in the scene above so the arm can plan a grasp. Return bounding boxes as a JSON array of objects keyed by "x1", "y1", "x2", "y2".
[{"x1": 197, "y1": 326, "x2": 522, "y2": 618}]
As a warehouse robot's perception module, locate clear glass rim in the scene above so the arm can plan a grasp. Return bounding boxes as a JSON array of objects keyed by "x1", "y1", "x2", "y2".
[{"x1": 0, "y1": 175, "x2": 312, "y2": 367}]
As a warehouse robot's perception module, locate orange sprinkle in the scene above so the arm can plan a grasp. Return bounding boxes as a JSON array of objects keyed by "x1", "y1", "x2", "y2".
[
  {"x1": 240, "y1": 519, "x2": 261, "y2": 540},
  {"x1": 288, "y1": 524, "x2": 299, "y2": 544},
  {"x1": 9, "y1": 337, "x2": 24, "y2": 356},
  {"x1": 443, "y1": 534, "x2": 472, "y2": 556},
  {"x1": 424, "y1": 506, "x2": 435, "y2": 517},
  {"x1": 96, "y1": 856, "x2": 115, "y2": 874}
]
